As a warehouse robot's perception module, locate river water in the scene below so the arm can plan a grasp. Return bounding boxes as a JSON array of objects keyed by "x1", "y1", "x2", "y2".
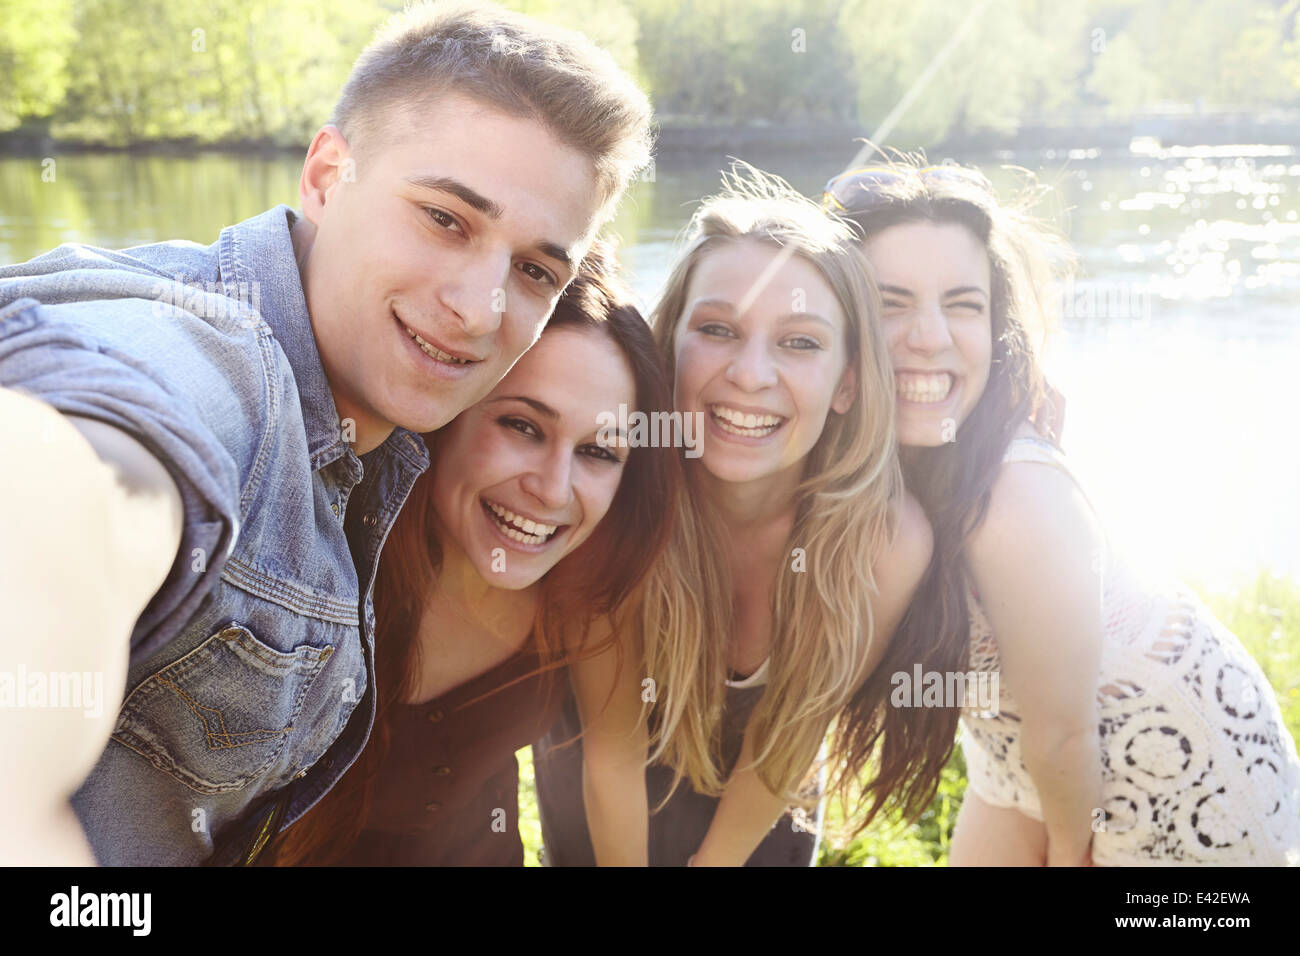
[{"x1": 2, "y1": 142, "x2": 1297, "y2": 585}]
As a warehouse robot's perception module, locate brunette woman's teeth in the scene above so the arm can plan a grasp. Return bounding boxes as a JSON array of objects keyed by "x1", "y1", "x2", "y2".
[
  {"x1": 484, "y1": 499, "x2": 559, "y2": 544},
  {"x1": 710, "y1": 404, "x2": 784, "y2": 437},
  {"x1": 897, "y1": 372, "x2": 954, "y2": 403}
]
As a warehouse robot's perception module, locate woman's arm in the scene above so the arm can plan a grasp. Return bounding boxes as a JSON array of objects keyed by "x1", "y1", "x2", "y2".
[
  {"x1": 567, "y1": 610, "x2": 650, "y2": 866},
  {"x1": 692, "y1": 493, "x2": 934, "y2": 866},
  {"x1": 965, "y1": 461, "x2": 1105, "y2": 867}
]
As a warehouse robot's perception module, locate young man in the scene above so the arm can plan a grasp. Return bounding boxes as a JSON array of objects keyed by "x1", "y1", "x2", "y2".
[{"x1": 0, "y1": 0, "x2": 652, "y2": 865}]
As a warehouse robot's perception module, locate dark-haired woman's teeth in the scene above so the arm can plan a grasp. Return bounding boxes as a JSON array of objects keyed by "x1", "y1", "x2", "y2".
[
  {"x1": 710, "y1": 405, "x2": 783, "y2": 437},
  {"x1": 484, "y1": 500, "x2": 559, "y2": 544},
  {"x1": 404, "y1": 324, "x2": 473, "y2": 365},
  {"x1": 897, "y1": 372, "x2": 953, "y2": 404}
]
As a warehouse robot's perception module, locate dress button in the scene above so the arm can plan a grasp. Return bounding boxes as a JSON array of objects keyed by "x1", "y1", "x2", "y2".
[
  {"x1": 425, "y1": 802, "x2": 442, "y2": 812},
  {"x1": 426, "y1": 707, "x2": 445, "y2": 723},
  {"x1": 324, "y1": 758, "x2": 335, "y2": 770},
  {"x1": 362, "y1": 511, "x2": 378, "y2": 528},
  {"x1": 433, "y1": 765, "x2": 453, "y2": 776}
]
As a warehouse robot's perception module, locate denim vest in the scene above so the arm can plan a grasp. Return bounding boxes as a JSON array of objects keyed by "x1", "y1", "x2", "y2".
[{"x1": 0, "y1": 206, "x2": 430, "y2": 864}]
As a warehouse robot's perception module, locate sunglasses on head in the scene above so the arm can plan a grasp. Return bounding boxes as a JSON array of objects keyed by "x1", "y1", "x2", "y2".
[{"x1": 821, "y1": 163, "x2": 994, "y2": 216}]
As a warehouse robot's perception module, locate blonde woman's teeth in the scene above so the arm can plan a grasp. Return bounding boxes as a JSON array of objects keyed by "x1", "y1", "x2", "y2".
[
  {"x1": 485, "y1": 500, "x2": 558, "y2": 544},
  {"x1": 710, "y1": 405, "x2": 783, "y2": 436},
  {"x1": 897, "y1": 372, "x2": 953, "y2": 403}
]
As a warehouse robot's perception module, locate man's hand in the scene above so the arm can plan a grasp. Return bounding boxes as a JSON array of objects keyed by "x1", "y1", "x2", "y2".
[{"x1": 0, "y1": 387, "x2": 183, "y2": 863}]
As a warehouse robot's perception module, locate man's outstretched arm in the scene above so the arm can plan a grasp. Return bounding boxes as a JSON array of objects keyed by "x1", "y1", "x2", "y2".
[{"x1": 0, "y1": 386, "x2": 183, "y2": 864}]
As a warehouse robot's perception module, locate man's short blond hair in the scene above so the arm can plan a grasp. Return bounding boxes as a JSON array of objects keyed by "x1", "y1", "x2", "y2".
[{"x1": 333, "y1": 0, "x2": 654, "y2": 221}]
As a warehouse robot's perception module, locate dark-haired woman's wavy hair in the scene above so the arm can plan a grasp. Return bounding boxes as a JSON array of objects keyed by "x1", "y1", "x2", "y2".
[
  {"x1": 828, "y1": 153, "x2": 1073, "y2": 834},
  {"x1": 266, "y1": 239, "x2": 680, "y2": 865}
]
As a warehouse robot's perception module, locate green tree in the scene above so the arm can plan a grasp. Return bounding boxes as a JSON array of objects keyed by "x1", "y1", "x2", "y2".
[{"x1": 0, "y1": 0, "x2": 76, "y2": 131}]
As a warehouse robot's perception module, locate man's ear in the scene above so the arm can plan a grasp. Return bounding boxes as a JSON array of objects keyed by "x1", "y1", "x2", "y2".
[
  {"x1": 299, "y1": 125, "x2": 352, "y2": 226},
  {"x1": 831, "y1": 360, "x2": 857, "y2": 415}
]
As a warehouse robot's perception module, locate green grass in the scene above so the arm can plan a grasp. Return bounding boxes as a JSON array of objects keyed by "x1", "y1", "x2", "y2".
[{"x1": 515, "y1": 569, "x2": 1300, "y2": 867}]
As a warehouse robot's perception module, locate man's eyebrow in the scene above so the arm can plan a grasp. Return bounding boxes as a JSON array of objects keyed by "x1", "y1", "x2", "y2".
[
  {"x1": 488, "y1": 395, "x2": 559, "y2": 419},
  {"x1": 944, "y1": 286, "x2": 988, "y2": 299},
  {"x1": 536, "y1": 240, "x2": 575, "y2": 274},
  {"x1": 406, "y1": 174, "x2": 575, "y2": 274},
  {"x1": 405, "y1": 175, "x2": 503, "y2": 219}
]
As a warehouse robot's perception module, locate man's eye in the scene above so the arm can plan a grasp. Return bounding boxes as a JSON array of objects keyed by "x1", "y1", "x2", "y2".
[
  {"x1": 518, "y1": 262, "x2": 557, "y2": 287},
  {"x1": 425, "y1": 207, "x2": 462, "y2": 232},
  {"x1": 500, "y1": 416, "x2": 540, "y2": 438},
  {"x1": 949, "y1": 301, "x2": 985, "y2": 313}
]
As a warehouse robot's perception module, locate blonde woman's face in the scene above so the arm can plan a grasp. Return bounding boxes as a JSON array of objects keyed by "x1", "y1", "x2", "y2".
[
  {"x1": 861, "y1": 221, "x2": 992, "y2": 447},
  {"x1": 671, "y1": 239, "x2": 856, "y2": 487}
]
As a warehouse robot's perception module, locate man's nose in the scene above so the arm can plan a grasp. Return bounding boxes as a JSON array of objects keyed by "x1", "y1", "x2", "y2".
[
  {"x1": 441, "y1": 250, "x2": 512, "y2": 339},
  {"x1": 726, "y1": 337, "x2": 779, "y2": 391}
]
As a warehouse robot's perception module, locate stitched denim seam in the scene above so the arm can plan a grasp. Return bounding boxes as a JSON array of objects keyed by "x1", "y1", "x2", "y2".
[{"x1": 220, "y1": 556, "x2": 359, "y2": 624}]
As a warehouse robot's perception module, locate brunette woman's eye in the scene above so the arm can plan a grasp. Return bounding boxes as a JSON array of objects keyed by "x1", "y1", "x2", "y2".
[
  {"x1": 499, "y1": 416, "x2": 540, "y2": 439},
  {"x1": 698, "y1": 322, "x2": 735, "y2": 337},
  {"x1": 579, "y1": 443, "x2": 622, "y2": 464},
  {"x1": 950, "y1": 301, "x2": 985, "y2": 313}
]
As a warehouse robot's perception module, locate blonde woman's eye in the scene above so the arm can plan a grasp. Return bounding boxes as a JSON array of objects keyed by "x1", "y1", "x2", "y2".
[{"x1": 784, "y1": 336, "x2": 821, "y2": 351}]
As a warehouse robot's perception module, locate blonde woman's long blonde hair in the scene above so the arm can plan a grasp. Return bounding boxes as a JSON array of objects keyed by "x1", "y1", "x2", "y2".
[{"x1": 640, "y1": 163, "x2": 904, "y2": 806}]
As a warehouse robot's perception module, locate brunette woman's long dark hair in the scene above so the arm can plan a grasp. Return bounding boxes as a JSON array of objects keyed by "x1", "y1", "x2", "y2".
[
  {"x1": 266, "y1": 240, "x2": 680, "y2": 865},
  {"x1": 828, "y1": 158, "x2": 1073, "y2": 834}
]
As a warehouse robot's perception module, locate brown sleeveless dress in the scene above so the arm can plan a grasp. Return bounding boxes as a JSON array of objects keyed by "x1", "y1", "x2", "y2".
[{"x1": 337, "y1": 642, "x2": 566, "y2": 866}]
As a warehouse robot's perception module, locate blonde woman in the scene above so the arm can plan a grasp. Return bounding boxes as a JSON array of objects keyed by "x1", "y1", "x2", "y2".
[{"x1": 532, "y1": 165, "x2": 933, "y2": 866}]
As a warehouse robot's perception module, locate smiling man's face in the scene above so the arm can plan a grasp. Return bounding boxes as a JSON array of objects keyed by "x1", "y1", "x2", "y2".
[{"x1": 294, "y1": 92, "x2": 602, "y2": 452}]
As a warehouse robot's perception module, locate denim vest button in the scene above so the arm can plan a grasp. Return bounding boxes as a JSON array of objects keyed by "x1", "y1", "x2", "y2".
[
  {"x1": 426, "y1": 708, "x2": 444, "y2": 723},
  {"x1": 425, "y1": 802, "x2": 441, "y2": 812},
  {"x1": 433, "y1": 765, "x2": 452, "y2": 775},
  {"x1": 362, "y1": 511, "x2": 377, "y2": 528}
]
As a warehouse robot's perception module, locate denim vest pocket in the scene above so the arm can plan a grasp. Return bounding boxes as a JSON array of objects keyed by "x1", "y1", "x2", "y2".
[{"x1": 112, "y1": 622, "x2": 334, "y2": 794}]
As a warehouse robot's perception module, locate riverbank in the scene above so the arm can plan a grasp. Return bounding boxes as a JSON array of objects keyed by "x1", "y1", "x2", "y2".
[{"x1": 4, "y1": 109, "x2": 1298, "y2": 162}]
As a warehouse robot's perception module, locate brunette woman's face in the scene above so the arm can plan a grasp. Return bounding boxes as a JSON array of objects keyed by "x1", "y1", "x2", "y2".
[
  {"x1": 672, "y1": 239, "x2": 856, "y2": 486},
  {"x1": 430, "y1": 325, "x2": 636, "y2": 590},
  {"x1": 860, "y1": 221, "x2": 992, "y2": 447}
]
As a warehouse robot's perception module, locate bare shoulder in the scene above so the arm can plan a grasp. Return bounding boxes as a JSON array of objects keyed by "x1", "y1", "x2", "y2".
[
  {"x1": 966, "y1": 447, "x2": 1100, "y2": 580},
  {"x1": 884, "y1": 489, "x2": 933, "y2": 587}
]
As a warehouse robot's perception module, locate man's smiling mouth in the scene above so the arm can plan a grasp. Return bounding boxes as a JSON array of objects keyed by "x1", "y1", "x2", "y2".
[{"x1": 393, "y1": 309, "x2": 479, "y2": 366}]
